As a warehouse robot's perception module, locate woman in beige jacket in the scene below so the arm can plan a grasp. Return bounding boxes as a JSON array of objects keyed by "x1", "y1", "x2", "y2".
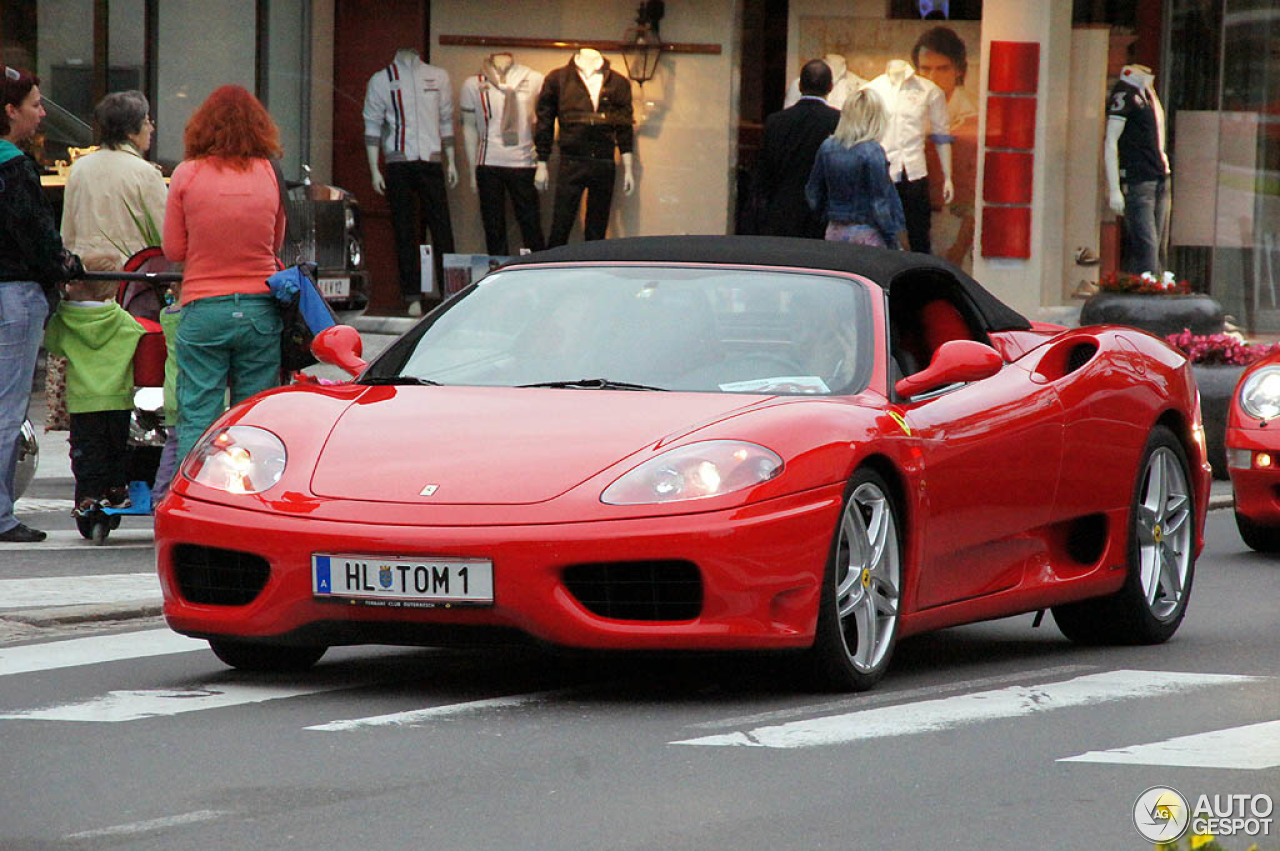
[{"x1": 61, "y1": 90, "x2": 167, "y2": 262}]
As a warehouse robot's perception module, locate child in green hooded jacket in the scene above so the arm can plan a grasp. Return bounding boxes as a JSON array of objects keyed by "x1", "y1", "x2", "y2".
[{"x1": 43, "y1": 260, "x2": 146, "y2": 511}]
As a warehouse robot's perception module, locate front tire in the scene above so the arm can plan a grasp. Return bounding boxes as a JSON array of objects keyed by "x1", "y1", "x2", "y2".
[
  {"x1": 1235, "y1": 510, "x2": 1280, "y2": 553},
  {"x1": 1053, "y1": 425, "x2": 1195, "y2": 644},
  {"x1": 209, "y1": 639, "x2": 327, "y2": 672},
  {"x1": 807, "y1": 468, "x2": 903, "y2": 691}
]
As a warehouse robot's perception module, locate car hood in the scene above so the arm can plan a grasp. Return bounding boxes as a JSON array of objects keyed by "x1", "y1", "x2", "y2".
[{"x1": 308, "y1": 386, "x2": 768, "y2": 505}]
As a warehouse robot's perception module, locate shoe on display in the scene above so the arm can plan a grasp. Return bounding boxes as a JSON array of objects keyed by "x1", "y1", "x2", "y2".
[
  {"x1": 1071, "y1": 279, "x2": 1099, "y2": 299},
  {"x1": 0, "y1": 522, "x2": 47, "y2": 543},
  {"x1": 1074, "y1": 246, "x2": 1100, "y2": 266}
]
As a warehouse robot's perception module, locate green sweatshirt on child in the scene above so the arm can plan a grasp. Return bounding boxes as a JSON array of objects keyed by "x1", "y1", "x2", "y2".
[{"x1": 44, "y1": 301, "x2": 146, "y2": 413}]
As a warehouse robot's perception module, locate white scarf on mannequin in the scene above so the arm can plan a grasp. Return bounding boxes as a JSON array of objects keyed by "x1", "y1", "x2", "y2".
[{"x1": 483, "y1": 57, "x2": 521, "y2": 147}]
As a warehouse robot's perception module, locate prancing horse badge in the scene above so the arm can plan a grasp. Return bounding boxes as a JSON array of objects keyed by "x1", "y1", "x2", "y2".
[{"x1": 420, "y1": 484, "x2": 440, "y2": 496}]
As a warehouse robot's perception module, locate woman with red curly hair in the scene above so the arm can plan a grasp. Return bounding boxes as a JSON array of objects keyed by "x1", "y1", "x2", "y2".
[{"x1": 163, "y1": 85, "x2": 287, "y2": 459}]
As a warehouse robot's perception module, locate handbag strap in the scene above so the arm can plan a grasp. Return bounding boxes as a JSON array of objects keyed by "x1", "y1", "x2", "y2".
[{"x1": 269, "y1": 158, "x2": 303, "y2": 266}]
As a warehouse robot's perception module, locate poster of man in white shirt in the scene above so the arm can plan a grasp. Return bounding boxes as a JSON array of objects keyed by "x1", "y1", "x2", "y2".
[{"x1": 798, "y1": 19, "x2": 980, "y2": 271}]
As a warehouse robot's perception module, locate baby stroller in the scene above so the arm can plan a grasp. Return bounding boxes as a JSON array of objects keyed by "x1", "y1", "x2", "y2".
[{"x1": 71, "y1": 248, "x2": 181, "y2": 543}]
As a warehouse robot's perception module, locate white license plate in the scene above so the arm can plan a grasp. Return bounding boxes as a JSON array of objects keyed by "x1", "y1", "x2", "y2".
[
  {"x1": 312, "y1": 554, "x2": 493, "y2": 606},
  {"x1": 318, "y1": 277, "x2": 351, "y2": 300}
]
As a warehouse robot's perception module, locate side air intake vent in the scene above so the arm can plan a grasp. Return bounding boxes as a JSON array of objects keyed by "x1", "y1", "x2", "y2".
[{"x1": 1067, "y1": 342, "x2": 1098, "y2": 373}]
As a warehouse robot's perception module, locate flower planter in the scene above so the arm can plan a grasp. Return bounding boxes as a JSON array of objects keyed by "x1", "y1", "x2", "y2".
[
  {"x1": 1080, "y1": 292, "x2": 1225, "y2": 338},
  {"x1": 1192, "y1": 363, "x2": 1243, "y2": 481}
]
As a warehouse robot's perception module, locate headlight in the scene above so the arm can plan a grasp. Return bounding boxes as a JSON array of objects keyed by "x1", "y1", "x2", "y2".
[
  {"x1": 348, "y1": 236, "x2": 363, "y2": 269},
  {"x1": 182, "y1": 426, "x2": 286, "y2": 495},
  {"x1": 1239, "y1": 366, "x2": 1280, "y2": 421},
  {"x1": 601, "y1": 440, "x2": 783, "y2": 505},
  {"x1": 344, "y1": 205, "x2": 357, "y2": 232}
]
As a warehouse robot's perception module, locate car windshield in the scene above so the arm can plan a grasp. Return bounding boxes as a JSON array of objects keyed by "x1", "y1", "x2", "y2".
[{"x1": 366, "y1": 265, "x2": 874, "y2": 395}]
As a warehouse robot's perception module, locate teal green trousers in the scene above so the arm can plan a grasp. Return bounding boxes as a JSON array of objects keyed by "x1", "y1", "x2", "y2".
[{"x1": 176, "y1": 293, "x2": 282, "y2": 459}]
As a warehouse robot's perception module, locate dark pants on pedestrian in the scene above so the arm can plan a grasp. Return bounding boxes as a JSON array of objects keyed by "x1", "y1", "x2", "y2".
[
  {"x1": 385, "y1": 160, "x2": 455, "y2": 302},
  {"x1": 548, "y1": 156, "x2": 616, "y2": 247},
  {"x1": 894, "y1": 176, "x2": 932, "y2": 254},
  {"x1": 69, "y1": 409, "x2": 131, "y2": 504},
  {"x1": 476, "y1": 165, "x2": 545, "y2": 256}
]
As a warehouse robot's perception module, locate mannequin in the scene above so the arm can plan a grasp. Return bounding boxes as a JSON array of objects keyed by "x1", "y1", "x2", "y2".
[
  {"x1": 865, "y1": 58, "x2": 953, "y2": 254},
  {"x1": 460, "y1": 52, "x2": 546, "y2": 255},
  {"x1": 1104, "y1": 63, "x2": 1171, "y2": 276},
  {"x1": 363, "y1": 47, "x2": 458, "y2": 313},
  {"x1": 782, "y1": 54, "x2": 863, "y2": 110},
  {"x1": 534, "y1": 48, "x2": 636, "y2": 246}
]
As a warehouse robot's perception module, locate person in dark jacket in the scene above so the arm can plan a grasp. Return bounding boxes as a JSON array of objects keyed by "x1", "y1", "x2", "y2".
[
  {"x1": 534, "y1": 49, "x2": 635, "y2": 246},
  {"x1": 0, "y1": 65, "x2": 84, "y2": 543},
  {"x1": 754, "y1": 59, "x2": 841, "y2": 238}
]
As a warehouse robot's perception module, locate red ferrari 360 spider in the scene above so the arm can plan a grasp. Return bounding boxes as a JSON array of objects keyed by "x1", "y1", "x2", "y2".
[
  {"x1": 1226, "y1": 351, "x2": 1280, "y2": 551},
  {"x1": 155, "y1": 237, "x2": 1209, "y2": 691}
]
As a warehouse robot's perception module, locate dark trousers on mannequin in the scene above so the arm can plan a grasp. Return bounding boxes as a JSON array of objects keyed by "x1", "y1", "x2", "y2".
[
  {"x1": 1121, "y1": 177, "x2": 1171, "y2": 275},
  {"x1": 385, "y1": 160, "x2": 455, "y2": 303},
  {"x1": 476, "y1": 165, "x2": 545, "y2": 256},
  {"x1": 894, "y1": 175, "x2": 932, "y2": 254},
  {"x1": 548, "y1": 156, "x2": 616, "y2": 247}
]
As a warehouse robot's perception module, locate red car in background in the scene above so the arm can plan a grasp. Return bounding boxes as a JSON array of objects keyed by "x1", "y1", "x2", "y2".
[
  {"x1": 155, "y1": 236, "x2": 1209, "y2": 692},
  {"x1": 1226, "y1": 352, "x2": 1280, "y2": 551}
]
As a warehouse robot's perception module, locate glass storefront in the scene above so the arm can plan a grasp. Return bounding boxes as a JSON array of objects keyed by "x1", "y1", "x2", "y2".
[
  {"x1": 1168, "y1": 0, "x2": 1280, "y2": 333},
  {"x1": 0, "y1": 0, "x2": 310, "y2": 176}
]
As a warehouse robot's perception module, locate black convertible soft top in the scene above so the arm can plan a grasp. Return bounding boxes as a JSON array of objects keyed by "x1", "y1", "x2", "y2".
[{"x1": 501, "y1": 235, "x2": 1033, "y2": 333}]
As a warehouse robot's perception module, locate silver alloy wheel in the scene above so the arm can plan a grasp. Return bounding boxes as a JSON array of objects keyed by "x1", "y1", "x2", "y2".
[
  {"x1": 1135, "y1": 445, "x2": 1192, "y2": 620},
  {"x1": 835, "y1": 481, "x2": 901, "y2": 672}
]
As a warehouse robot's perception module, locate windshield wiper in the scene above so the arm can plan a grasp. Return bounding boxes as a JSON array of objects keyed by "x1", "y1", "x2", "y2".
[
  {"x1": 361, "y1": 376, "x2": 441, "y2": 386},
  {"x1": 517, "y1": 378, "x2": 668, "y2": 391}
]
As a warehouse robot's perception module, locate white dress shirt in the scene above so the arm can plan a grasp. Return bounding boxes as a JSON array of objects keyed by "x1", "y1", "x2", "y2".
[{"x1": 865, "y1": 65, "x2": 952, "y2": 183}]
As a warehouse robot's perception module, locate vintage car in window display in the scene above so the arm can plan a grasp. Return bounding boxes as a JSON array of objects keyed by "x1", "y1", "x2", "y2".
[
  {"x1": 282, "y1": 168, "x2": 369, "y2": 321},
  {"x1": 154, "y1": 237, "x2": 1209, "y2": 692},
  {"x1": 1226, "y1": 351, "x2": 1280, "y2": 551}
]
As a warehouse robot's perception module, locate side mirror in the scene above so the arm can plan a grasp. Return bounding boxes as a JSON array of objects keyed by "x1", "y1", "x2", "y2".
[
  {"x1": 311, "y1": 324, "x2": 368, "y2": 377},
  {"x1": 894, "y1": 339, "x2": 1003, "y2": 398}
]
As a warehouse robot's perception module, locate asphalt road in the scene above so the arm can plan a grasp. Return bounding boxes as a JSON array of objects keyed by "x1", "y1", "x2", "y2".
[{"x1": 1, "y1": 504, "x2": 1277, "y2": 851}]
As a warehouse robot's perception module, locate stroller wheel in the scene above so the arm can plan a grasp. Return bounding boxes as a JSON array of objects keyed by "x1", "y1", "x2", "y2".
[
  {"x1": 91, "y1": 520, "x2": 110, "y2": 546},
  {"x1": 75, "y1": 515, "x2": 94, "y2": 540}
]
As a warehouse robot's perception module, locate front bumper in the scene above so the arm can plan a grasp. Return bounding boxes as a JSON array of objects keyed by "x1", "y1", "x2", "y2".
[
  {"x1": 1226, "y1": 426, "x2": 1280, "y2": 523},
  {"x1": 155, "y1": 486, "x2": 843, "y2": 651}
]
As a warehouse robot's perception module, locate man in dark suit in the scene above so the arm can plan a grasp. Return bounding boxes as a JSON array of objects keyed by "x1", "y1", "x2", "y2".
[{"x1": 754, "y1": 59, "x2": 841, "y2": 238}]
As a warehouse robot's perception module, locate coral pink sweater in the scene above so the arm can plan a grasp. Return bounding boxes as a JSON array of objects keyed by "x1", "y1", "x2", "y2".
[{"x1": 163, "y1": 157, "x2": 286, "y2": 306}]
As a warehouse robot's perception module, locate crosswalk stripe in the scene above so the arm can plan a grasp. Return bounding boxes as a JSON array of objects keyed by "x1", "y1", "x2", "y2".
[
  {"x1": 0, "y1": 629, "x2": 203, "y2": 677},
  {"x1": 0, "y1": 528, "x2": 154, "y2": 550},
  {"x1": 671, "y1": 670, "x2": 1266, "y2": 749},
  {"x1": 0, "y1": 683, "x2": 359, "y2": 722},
  {"x1": 305, "y1": 689, "x2": 570, "y2": 732},
  {"x1": 1060, "y1": 719, "x2": 1280, "y2": 769},
  {"x1": 14, "y1": 498, "x2": 76, "y2": 513},
  {"x1": 0, "y1": 573, "x2": 160, "y2": 610}
]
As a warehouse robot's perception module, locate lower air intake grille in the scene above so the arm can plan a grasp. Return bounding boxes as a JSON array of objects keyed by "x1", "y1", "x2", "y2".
[
  {"x1": 562, "y1": 561, "x2": 703, "y2": 621},
  {"x1": 172, "y1": 544, "x2": 270, "y2": 606}
]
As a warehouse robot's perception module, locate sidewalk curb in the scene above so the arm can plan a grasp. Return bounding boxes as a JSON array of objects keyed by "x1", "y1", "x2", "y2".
[{"x1": 3, "y1": 601, "x2": 163, "y2": 627}]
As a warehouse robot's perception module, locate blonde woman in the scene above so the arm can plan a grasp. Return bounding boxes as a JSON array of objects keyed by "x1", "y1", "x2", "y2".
[{"x1": 805, "y1": 87, "x2": 906, "y2": 248}]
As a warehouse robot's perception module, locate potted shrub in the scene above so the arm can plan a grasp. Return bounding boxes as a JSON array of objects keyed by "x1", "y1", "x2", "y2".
[
  {"x1": 1080, "y1": 271, "x2": 1225, "y2": 337},
  {"x1": 1165, "y1": 329, "x2": 1280, "y2": 479}
]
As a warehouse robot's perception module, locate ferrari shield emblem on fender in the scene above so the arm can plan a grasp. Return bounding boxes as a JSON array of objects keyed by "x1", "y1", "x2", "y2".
[
  {"x1": 420, "y1": 484, "x2": 439, "y2": 496},
  {"x1": 888, "y1": 411, "x2": 912, "y2": 436}
]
